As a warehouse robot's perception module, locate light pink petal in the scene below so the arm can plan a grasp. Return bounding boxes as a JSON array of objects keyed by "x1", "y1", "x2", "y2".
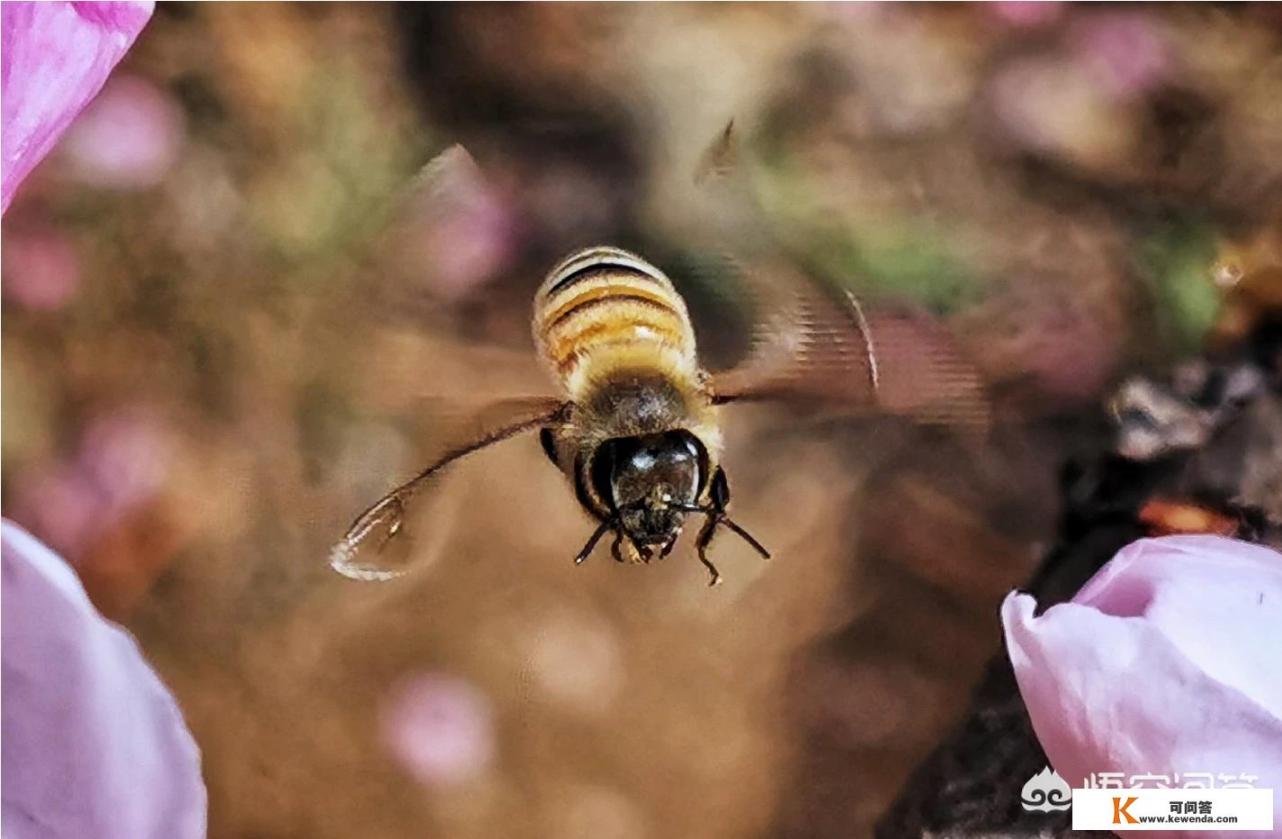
[
  {"x1": 1, "y1": 520, "x2": 206, "y2": 839},
  {"x1": 1003, "y1": 536, "x2": 1282, "y2": 838},
  {"x1": 1074, "y1": 536, "x2": 1282, "y2": 717},
  {"x1": 1, "y1": 1, "x2": 154, "y2": 212}
]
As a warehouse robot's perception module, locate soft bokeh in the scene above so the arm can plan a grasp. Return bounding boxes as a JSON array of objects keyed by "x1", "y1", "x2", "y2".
[
  {"x1": 0, "y1": 223, "x2": 81, "y2": 310},
  {"x1": 3, "y1": 5, "x2": 1281, "y2": 838},
  {"x1": 1004, "y1": 536, "x2": 1282, "y2": 838},
  {"x1": 380, "y1": 672, "x2": 496, "y2": 788},
  {"x1": 60, "y1": 73, "x2": 185, "y2": 190}
]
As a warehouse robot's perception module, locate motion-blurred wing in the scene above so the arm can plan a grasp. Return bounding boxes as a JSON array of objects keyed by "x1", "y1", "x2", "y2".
[
  {"x1": 347, "y1": 143, "x2": 506, "y2": 311},
  {"x1": 692, "y1": 120, "x2": 989, "y2": 430},
  {"x1": 331, "y1": 397, "x2": 568, "y2": 581},
  {"x1": 705, "y1": 259, "x2": 990, "y2": 428}
]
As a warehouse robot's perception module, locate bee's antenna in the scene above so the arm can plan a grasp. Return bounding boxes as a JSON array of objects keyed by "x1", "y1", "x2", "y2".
[{"x1": 574, "y1": 519, "x2": 614, "y2": 565}]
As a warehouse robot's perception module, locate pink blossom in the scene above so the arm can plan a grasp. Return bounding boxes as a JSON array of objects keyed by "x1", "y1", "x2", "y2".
[
  {"x1": 79, "y1": 410, "x2": 173, "y2": 513},
  {"x1": 14, "y1": 411, "x2": 173, "y2": 559},
  {"x1": 380, "y1": 672, "x2": 496, "y2": 787},
  {"x1": 1, "y1": 1, "x2": 154, "y2": 212},
  {"x1": 1004, "y1": 536, "x2": 1282, "y2": 837},
  {"x1": 988, "y1": 2, "x2": 1064, "y2": 29},
  {"x1": 16, "y1": 464, "x2": 102, "y2": 558},
  {"x1": 60, "y1": 73, "x2": 184, "y2": 190},
  {"x1": 1068, "y1": 12, "x2": 1170, "y2": 99},
  {"x1": 1, "y1": 521, "x2": 206, "y2": 839},
  {"x1": 0, "y1": 223, "x2": 81, "y2": 310}
]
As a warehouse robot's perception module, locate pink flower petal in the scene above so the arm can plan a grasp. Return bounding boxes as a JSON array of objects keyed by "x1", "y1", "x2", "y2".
[
  {"x1": 60, "y1": 73, "x2": 184, "y2": 190},
  {"x1": 1, "y1": 1, "x2": 154, "y2": 212},
  {"x1": 0, "y1": 224, "x2": 81, "y2": 310},
  {"x1": 79, "y1": 410, "x2": 173, "y2": 514},
  {"x1": 1075, "y1": 537, "x2": 1282, "y2": 717},
  {"x1": 989, "y1": 2, "x2": 1064, "y2": 28},
  {"x1": 1068, "y1": 12, "x2": 1170, "y2": 99},
  {"x1": 1003, "y1": 536, "x2": 1282, "y2": 838},
  {"x1": 380, "y1": 672, "x2": 495, "y2": 787},
  {"x1": 13, "y1": 464, "x2": 103, "y2": 558},
  {"x1": 1, "y1": 520, "x2": 206, "y2": 838}
]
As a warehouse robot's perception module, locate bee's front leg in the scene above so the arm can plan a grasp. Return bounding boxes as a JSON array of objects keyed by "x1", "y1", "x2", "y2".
[{"x1": 611, "y1": 531, "x2": 646, "y2": 564}]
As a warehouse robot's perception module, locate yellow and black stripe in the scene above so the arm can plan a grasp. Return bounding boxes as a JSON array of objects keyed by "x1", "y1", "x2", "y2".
[{"x1": 533, "y1": 246, "x2": 698, "y2": 398}]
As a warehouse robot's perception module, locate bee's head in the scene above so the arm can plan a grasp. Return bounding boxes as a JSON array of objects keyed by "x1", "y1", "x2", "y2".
[{"x1": 593, "y1": 431, "x2": 706, "y2": 546}]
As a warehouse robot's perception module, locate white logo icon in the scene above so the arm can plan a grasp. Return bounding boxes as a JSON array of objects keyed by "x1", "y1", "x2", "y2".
[{"x1": 1021, "y1": 766, "x2": 1073, "y2": 812}]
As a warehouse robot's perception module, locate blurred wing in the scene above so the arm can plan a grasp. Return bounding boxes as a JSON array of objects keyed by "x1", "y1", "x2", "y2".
[
  {"x1": 398, "y1": 144, "x2": 485, "y2": 218},
  {"x1": 704, "y1": 258, "x2": 990, "y2": 429},
  {"x1": 355, "y1": 144, "x2": 487, "y2": 258},
  {"x1": 692, "y1": 121, "x2": 990, "y2": 430},
  {"x1": 693, "y1": 118, "x2": 739, "y2": 188},
  {"x1": 331, "y1": 397, "x2": 569, "y2": 581},
  {"x1": 349, "y1": 143, "x2": 505, "y2": 308}
]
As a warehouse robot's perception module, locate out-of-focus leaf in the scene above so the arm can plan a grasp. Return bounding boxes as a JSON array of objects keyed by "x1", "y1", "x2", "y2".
[{"x1": 1138, "y1": 223, "x2": 1221, "y2": 352}]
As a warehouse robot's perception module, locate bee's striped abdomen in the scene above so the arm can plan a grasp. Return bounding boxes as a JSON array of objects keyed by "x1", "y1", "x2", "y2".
[{"x1": 534, "y1": 246, "x2": 698, "y2": 398}]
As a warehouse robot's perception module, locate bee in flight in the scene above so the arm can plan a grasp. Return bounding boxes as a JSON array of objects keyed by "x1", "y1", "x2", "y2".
[{"x1": 332, "y1": 242, "x2": 988, "y2": 586}]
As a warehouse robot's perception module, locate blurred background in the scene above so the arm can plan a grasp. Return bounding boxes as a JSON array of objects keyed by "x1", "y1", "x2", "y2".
[{"x1": 4, "y1": 4, "x2": 1282, "y2": 837}]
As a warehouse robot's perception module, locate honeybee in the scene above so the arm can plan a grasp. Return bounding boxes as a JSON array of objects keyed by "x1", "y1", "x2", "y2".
[
  {"x1": 332, "y1": 243, "x2": 988, "y2": 586},
  {"x1": 332, "y1": 140, "x2": 988, "y2": 586}
]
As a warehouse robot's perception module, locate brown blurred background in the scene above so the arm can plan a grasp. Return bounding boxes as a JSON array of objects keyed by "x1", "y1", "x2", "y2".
[{"x1": 4, "y1": 4, "x2": 1282, "y2": 837}]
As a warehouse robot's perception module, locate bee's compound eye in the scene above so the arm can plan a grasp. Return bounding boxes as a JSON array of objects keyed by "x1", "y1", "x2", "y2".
[{"x1": 601, "y1": 431, "x2": 702, "y2": 514}]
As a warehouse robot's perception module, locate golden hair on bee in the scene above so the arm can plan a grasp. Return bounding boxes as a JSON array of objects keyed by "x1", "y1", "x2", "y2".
[
  {"x1": 534, "y1": 246, "x2": 700, "y2": 397},
  {"x1": 531, "y1": 247, "x2": 728, "y2": 567}
]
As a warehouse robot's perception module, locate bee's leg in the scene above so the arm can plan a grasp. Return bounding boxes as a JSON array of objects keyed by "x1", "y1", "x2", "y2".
[
  {"x1": 695, "y1": 515, "x2": 723, "y2": 587},
  {"x1": 710, "y1": 467, "x2": 730, "y2": 512},
  {"x1": 658, "y1": 533, "x2": 680, "y2": 559},
  {"x1": 705, "y1": 468, "x2": 770, "y2": 564},
  {"x1": 612, "y1": 530, "x2": 646, "y2": 564}
]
